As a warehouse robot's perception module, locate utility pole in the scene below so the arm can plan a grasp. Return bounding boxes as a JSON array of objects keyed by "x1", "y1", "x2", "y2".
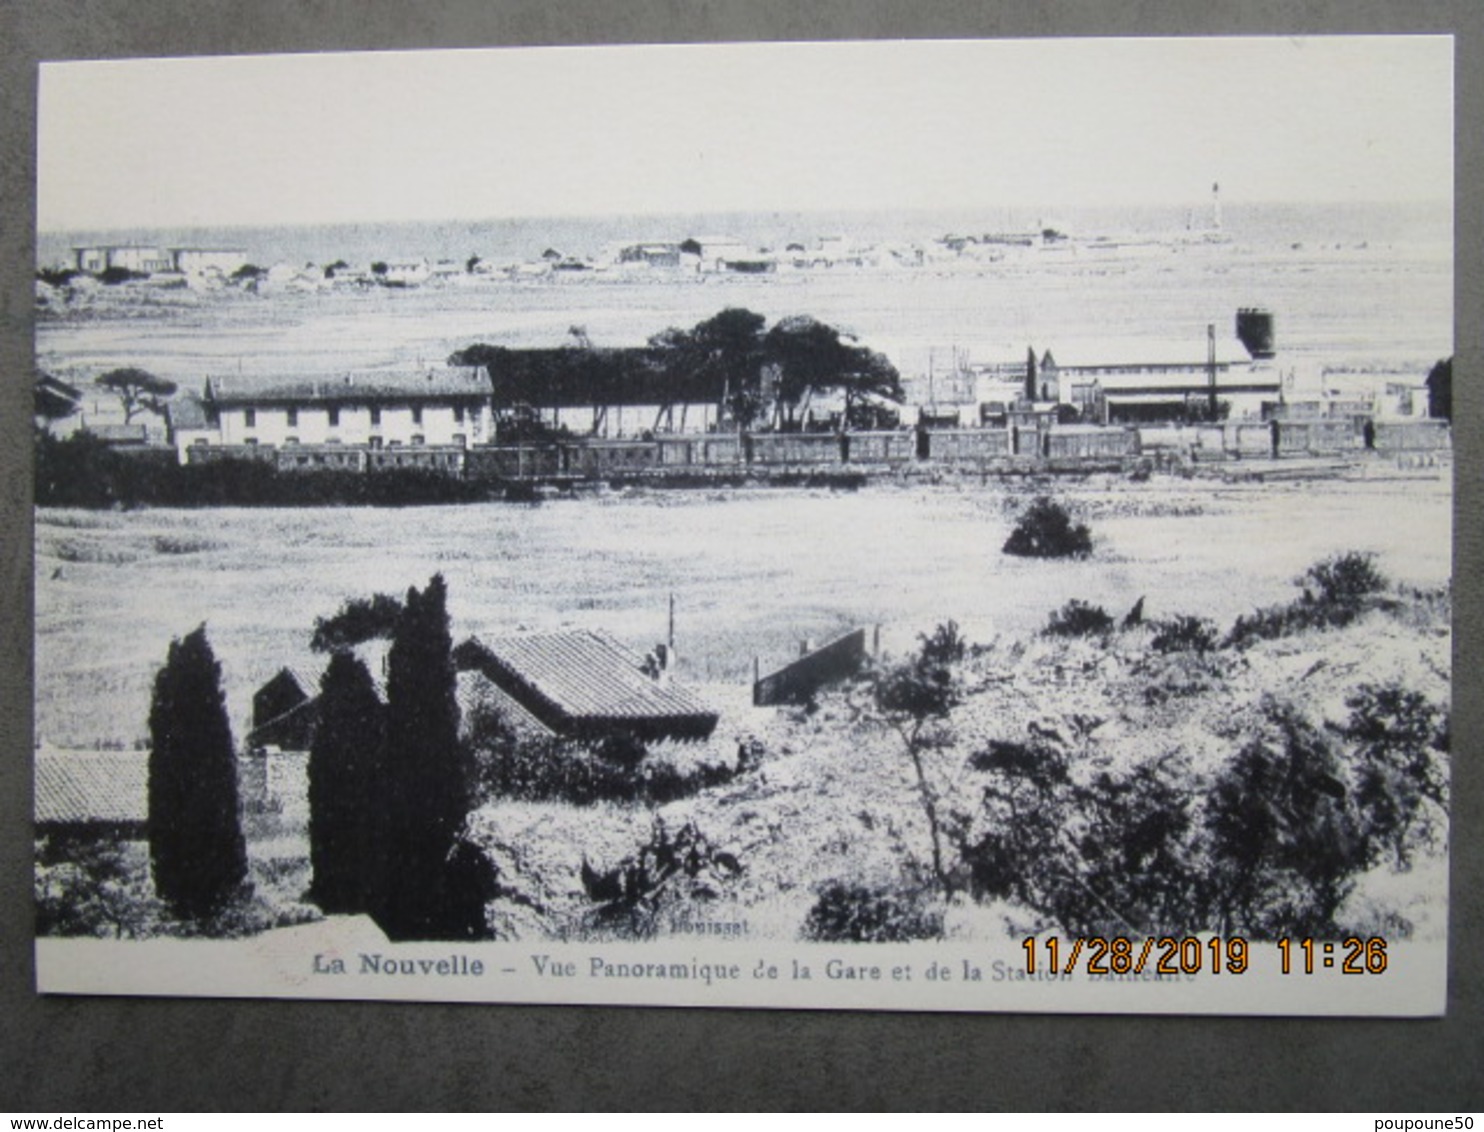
[{"x1": 1207, "y1": 323, "x2": 1218, "y2": 419}]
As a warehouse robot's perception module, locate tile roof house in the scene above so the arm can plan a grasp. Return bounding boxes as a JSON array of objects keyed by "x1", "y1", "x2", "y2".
[
  {"x1": 454, "y1": 630, "x2": 719, "y2": 744},
  {"x1": 35, "y1": 748, "x2": 149, "y2": 839},
  {"x1": 175, "y1": 368, "x2": 494, "y2": 458}
]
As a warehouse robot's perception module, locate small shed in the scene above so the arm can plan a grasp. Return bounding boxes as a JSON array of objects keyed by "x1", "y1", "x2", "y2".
[{"x1": 249, "y1": 667, "x2": 321, "y2": 751}]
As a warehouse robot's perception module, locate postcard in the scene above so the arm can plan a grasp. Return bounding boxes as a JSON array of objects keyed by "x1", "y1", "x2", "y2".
[{"x1": 32, "y1": 36, "x2": 1453, "y2": 1014}]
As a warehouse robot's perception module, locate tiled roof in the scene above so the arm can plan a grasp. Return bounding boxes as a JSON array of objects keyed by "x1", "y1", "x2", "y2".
[
  {"x1": 35, "y1": 748, "x2": 148, "y2": 827},
  {"x1": 168, "y1": 392, "x2": 213, "y2": 430},
  {"x1": 206, "y1": 368, "x2": 491, "y2": 406},
  {"x1": 456, "y1": 671, "x2": 556, "y2": 741},
  {"x1": 463, "y1": 630, "x2": 719, "y2": 741},
  {"x1": 88, "y1": 424, "x2": 150, "y2": 444}
]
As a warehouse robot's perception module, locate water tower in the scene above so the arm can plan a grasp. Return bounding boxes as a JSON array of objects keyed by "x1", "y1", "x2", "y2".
[{"x1": 1236, "y1": 308, "x2": 1276, "y2": 359}]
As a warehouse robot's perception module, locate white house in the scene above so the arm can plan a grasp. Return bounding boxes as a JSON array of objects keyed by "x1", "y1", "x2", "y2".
[{"x1": 175, "y1": 368, "x2": 494, "y2": 460}]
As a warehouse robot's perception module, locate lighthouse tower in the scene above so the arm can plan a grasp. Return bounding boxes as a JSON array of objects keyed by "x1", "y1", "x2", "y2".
[{"x1": 1211, "y1": 182, "x2": 1223, "y2": 233}]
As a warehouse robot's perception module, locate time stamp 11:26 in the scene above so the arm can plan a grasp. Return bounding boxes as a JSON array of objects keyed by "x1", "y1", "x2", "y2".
[{"x1": 1022, "y1": 936, "x2": 1391, "y2": 977}]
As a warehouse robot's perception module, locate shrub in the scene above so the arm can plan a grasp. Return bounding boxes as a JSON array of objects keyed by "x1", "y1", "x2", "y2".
[
  {"x1": 98, "y1": 266, "x2": 147, "y2": 285},
  {"x1": 1204, "y1": 702, "x2": 1364, "y2": 939},
  {"x1": 802, "y1": 882, "x2": 943, "y2": 943},
  {"x1": 1149, "y1": 615, "x2": 1220, "y2": 655},
  {"x1": 1045, "y1": 599, "x2": 1113, "y2": 638},
  {"x1": 1300, "y1": 552, "x2": 1388, "y2": 607},
  {"x1": 1336, "y1": 683, "x2": 1450, "y2": 868},
  {"x1": 470, "y1": 718, "x2": 741, "y2": 807},
  {"x1": 310, "y1": 592, "x2": 405, "y2": 652},
  {"x1": 1226, "y1": 551, "x2": 1392, "y2": 648},
  {"x1": 1002, "y1": 497, "x2": 1093, "y2": 559},
  {"x1": 35, "y1": 837, "x2": 163, "y2": 938},
  {"x1": 595, "y1": 732, "x2": 648, "y2": 769},
  {"x1": 964, "y1": 743, "x2": 1202, "y2": 937},
  {"x1": 917, "y1": 620, "x2": 967, "y2": 666},
  {"x1": 581, "y1": 820, "x2": 743, "y2": 932}
]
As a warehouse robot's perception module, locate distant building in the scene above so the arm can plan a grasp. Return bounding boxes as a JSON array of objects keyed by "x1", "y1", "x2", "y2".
[
  {"x1": 71, "y1": 246, "x2": 247, "y2": 276},
  {"x1": 174, "y1": 367, "x2": 494, "y2": 460},
  {"x1": 1040, "y1": 334, "x2": 1278, "y2": 421},
  {"x1": 938, "y1": 312, "x2": 1284, "y2": 424},
  {"x1": 249, "y1": 667, "x2": 323, "y2": 751},
  {"x1": 71, "y1": 246, "x2": 175, "y2": 274},
  {"x1": 34, "y1": 373, "x2": 82, "y2": 423},
  {"x1": 170, "y1": 248, "x2": 249, "y2": 275},
  {"x1": 612, "y1": 242, "x2": 684, "y2": 268}
]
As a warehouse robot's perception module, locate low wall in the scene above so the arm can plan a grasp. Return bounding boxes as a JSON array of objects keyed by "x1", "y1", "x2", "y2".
[{"x1": 754, "y1": 628, "x2": 868, "y2": 707}]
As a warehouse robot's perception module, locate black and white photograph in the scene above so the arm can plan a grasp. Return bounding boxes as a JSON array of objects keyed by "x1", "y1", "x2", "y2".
[{"x1": 31, "y1": 35, "x2": 1453, "y2": 1014}]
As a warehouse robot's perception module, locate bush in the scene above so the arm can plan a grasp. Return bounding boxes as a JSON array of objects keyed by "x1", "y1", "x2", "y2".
[
  {"x1": 1337, "y1": 683, "x2": 1450, "y2": 868},
  {"x1": 581, "y1": 820, "x2": 743, "y2": 932},
  {"x1": 917, "y1": 620, "x2": 967, "y2": 665},
  {"x1": 1300, "y1": 552, "x2": 1388, "y2": 607},
  {"x1": 98, "y1": 266, "x2": 148, "y2": 285},
  {"x1": 1226, "y1": 551, "x2": 1391, "y2": 648},
  {"x1": 802, "y1": 882, "x2": 943, "y2": 943},
  {"x1": 964, "y1": 742, "x2": 1203, "y2": 937},
  {"x1": 1149, "y1": 615, "x2": 1220, "y2": 655},
  {"x1": 1002, "y1": 497, "x2": 1093, "y2": 559},
  {"x1": 1045, "y1": 599, "x2": 1113, "y2": 638},
  {"x1": 471, "y1": 719, "x2": 741, "y2": 807},
  {"x1": 1204, "y1": 702, "x2": 1364, "y2": 939}
]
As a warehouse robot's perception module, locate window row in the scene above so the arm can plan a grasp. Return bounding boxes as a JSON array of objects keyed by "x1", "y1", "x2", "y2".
[{"x1": 240, "y1": 405, "x2": 471, "y2": 427}]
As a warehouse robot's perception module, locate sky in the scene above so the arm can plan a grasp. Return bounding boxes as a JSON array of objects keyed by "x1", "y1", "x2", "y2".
[{"x1": 36, "y1": 36, "x2": 1454, "y2": 232}]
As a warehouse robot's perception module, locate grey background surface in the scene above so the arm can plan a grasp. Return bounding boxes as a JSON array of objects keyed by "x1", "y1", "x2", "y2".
[{"x1": 2, "y1": 0, "x2": 1479, "y2": 1111}]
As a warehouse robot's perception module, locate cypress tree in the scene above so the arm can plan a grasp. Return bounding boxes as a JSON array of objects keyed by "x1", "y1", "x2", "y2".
[
  {"x1": 372, "y1": 574, "x2": 481, "y2": 939},
  {"x1": 308, "y1": 650, "x2": 385, "y2": 914},
  {"x1": 147, "y1": 625, "x2": 247, "y2": 917}
]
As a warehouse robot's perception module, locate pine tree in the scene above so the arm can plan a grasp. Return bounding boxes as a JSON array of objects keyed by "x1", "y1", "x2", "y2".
[
  {"x1": 308, "y1": 650, "x2": 385, "y2": 914},
  {"x1": 371, "y1": 574, "x2": 482, "y2": 939},
  {"x1": 147, "y1": 625, "x2": 247, "y2": 917}
]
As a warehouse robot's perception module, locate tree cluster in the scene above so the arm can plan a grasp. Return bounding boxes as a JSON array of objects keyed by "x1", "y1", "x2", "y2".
[
  {"x1": 451, "y1": 307, "x2": 904, "y2": 433},
  {"x1": 871, "y1": 607, "x2": 1449, "y2": 941},
  {"x1": 308, "y1": 575, "x2": 495, "y2": 939}
]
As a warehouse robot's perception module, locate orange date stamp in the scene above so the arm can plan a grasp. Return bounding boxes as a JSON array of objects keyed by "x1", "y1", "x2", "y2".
[{"x1": 1023, "y1": 936, "x2": 1390, "y2": 976}]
